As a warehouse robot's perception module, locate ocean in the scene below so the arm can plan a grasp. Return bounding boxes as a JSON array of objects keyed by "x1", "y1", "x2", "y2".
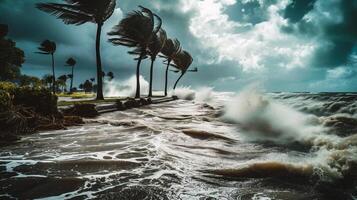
[{"x1": 1, "y1": 88, "x2": 356, "y2": 199}]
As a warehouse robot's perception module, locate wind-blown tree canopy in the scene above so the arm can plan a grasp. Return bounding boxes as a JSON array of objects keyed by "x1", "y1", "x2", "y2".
[
  {"x1": 147, "y1": 28, "x2": 167, "y2": 97},
  {"x1": 108, "y1": 6, "x2": 162, "y2": 98},
  {"x1": 160, "y1": 38, "x2": 181, "y2": 96},
  {"x1": 37, "y1": 40, "x2": 57, "y2": 94},
  {"x1": 65, "y1": 57, "x2": 76, "y2": 93},
  {"x1": 0, "y1": 24, "x2": 25, "y2": 82},
  {"x1": 37, "y1": 0, "x2": 116, "y2": 100},
  {"x1": 172, "y1": 50, "x2": 193, "y2": 90}
]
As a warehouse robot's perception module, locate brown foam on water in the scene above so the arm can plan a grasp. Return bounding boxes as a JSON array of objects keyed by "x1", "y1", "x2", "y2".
[
  {"x1": 182, "y1": 129, "x2": 234, "y2": 142},
  {"x1": 207, "y1": 162, "x2": 313, "y2": 179}
]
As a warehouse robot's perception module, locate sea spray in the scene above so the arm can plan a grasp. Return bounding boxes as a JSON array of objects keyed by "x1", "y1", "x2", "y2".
[
  {"x1": 172, "y1": 87, "x2": 214, "y2": 103},
  {"x1": 104, "y1": 75, "x2": 149, "y2": 97},
  {"x1": 218, "y1": 87, "x2": 357, "y2": 184},
  {"x1": 221, "y1": 87, "x2": 331, "y2": 145},
  {"x1": 171, "y1": 87, "x2": 195, "y2": 100}
]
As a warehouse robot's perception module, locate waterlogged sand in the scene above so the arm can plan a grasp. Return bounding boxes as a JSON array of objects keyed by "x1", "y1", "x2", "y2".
[{"x1": 1, "y1": 90, "x2": 357, "y2": 199}]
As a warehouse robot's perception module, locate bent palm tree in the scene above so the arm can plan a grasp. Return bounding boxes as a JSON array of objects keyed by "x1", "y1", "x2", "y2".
[
  {"x1": 65, "y1": 57, "x2": 76, "y2": 93},
  {"x1": 37, "y1": 40, "x2": 57, "y2": 94},
  {"x1": 172, "y1": 50, "x2": 193, "y2": 90},
  {"x1": 160, "y1": 38, "x2": 181, "y2": 96},
  {"x1": 37, "y1": 0, "x2": 116, "y2": 100},
  {"x1": 108, "y1": 6, "x2": 162, "y2": 98},
  {"x1": 148, "y1": 29, "x2": 166, "y2": 97}
]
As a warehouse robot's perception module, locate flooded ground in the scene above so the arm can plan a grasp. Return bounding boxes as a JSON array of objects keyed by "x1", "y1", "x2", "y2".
[{"x1": 1, "y1": 91, "x2": 357, "y2": 199}]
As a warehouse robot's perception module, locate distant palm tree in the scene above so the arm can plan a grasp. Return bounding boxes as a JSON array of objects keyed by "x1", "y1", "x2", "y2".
[
  {"x1": 172, "y1": 50, "x2": 193, "y2": 90},
  {"x1": 160, "y1": 38, "x2": 181, "y2": 96},
  {"x1": 57, "y1": 75, "x2": 68, "y2": 92},
  {"x1": 108, "y1": 6, "x2": 162, "y2": 98},
  {"x1": 37, "y1": 40, "x2": 57, "y2": 94},
  {"x1": 65, "y1": 57, "x2": 76, "y2": 93},
  {"x1": 147, "y1": 29, "x2": 167, "y2": 97},
  {"x1": 42, "y1": 74, "x2": 53, "y2": 88},
  {"x1": 37, "y1": 0, "x2": 116, "y2": 100},
  {"x1": 107, "y1": 71, "x2": 114, "y2": 81},
  {"x1": 90, "y1": 78, "x2": 95, "y2": 83}
]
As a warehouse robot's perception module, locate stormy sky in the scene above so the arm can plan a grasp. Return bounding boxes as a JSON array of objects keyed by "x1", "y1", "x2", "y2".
[{"x1": 1, "y1": 0, "x2": 357, "y2": 92}]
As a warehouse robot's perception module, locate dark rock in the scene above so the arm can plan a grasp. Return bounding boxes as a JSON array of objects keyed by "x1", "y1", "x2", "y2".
[
  {"x1": 172, "y1": 95, "x2": 178, "y2": 100},
  {"x1": 147, "y1": 98, "x2": 152, "y2": 104},
  {"x1": 139, "y1": 98, "x2": 149, "y2": 106},
  {"x1": 124, "y1": 98, "x2": 139, "y2": 109},
  {"x1": 63, "y1": 104, "x2": 99, "y2": 118},
  {"x1": 116, "y1": 100, "x2": 126, "y2": 111},
  {"x1": 63, "y1": 116, "x2": 84, "y2": 126}
]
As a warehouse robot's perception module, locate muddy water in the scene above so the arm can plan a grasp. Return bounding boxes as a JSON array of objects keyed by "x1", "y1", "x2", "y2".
[{"x1": 1, "y1": 92, "x2": 357, "y2": 199}]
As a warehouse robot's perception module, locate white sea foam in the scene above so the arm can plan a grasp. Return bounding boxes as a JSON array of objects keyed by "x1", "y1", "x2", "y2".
[{"x1": 104, "y1": 75, "x2": 149, "y2": 97}]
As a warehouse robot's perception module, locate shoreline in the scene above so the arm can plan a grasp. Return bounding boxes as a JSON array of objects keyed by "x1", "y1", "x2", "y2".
[{"x1": 1, "y1": 96, "x2": 178, "y2": 146}]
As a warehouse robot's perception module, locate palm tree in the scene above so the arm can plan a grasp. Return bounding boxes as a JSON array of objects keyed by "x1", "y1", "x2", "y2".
[
  {"x1": 108, "y1": 6, "x2": 162, "y2": 98},
  {"x1": 172, "y1": 50, "x2": 194, "y2": 90},
  {"x1": 42, "y1": 74, "x2": 53, "y2": 88},
  {"x1": 37, "y1": 0, "x2": 116, "y2": 100},
  {"x1": 160, "y1": 38, "x2": 181, "y2": 96},
  {"x1": 65, "y1": 57, "x2": 76, "y2": 93},
  {"x1": 57, "y1": 75, "x2": 68, "y2": 92},
  {"x1": 147, "y1": 29, "x2": 167, "y2": 97},
  {"x1": 37, "y1": 40, "x2": 57, "y2": 94}
]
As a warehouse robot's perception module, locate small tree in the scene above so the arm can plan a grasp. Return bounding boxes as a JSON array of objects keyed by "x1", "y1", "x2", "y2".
[
  {"x1": 65, "y1": 57, "x2": 76, "y2": 93},
  {"x1": 83, "y1": 80, "x2": 93, "y2": 93},
  {"x1": 36, "y1": 40, "x2": 57, "y2": 94}
]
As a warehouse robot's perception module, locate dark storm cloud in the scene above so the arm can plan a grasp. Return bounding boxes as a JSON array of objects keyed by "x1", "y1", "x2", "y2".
[
  {"x1": 1, "y1": 0, "x2": 357, "y2": 91},
  {"x1": 0, "y1": 0, "x2": 82, "y2": 44},
  {"x1": 282, "y1": 0, "x2": 357, "y2": 69},
  {"x1": 283, "y1": 0, "x2": 317, "y2": 23}
]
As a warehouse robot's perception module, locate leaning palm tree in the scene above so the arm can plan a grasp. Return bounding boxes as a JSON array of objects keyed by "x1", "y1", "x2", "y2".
[
  {"x1": 172, "y1": 50, "x2": 194, "y2": 90},
  {"x1": 65, "y1": 57, "x2": 76, "y2": 93},
  {"x1": 37, "y1": 40, "x2": 57, "y2": 94},
  {"x1": 108, "y1": 6, "x2": 162, "y2": 98},
  {"x1": 147, "y1": 29, "x2": 167, "y2": 97},
  {"x1": 36, "y1": 0, "x2": 116, "y2": 100},
  {"x1": 160, "y1": 38, "x2": 181, "y2": 96}
]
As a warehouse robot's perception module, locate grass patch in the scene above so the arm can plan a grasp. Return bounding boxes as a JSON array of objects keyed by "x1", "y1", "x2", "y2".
[
  {"x1": 58, "y1": 98, "x2": 122, "y2": 107},
  {"x1": 57, "y1": 92, "x2": 95, "y2": 99}
]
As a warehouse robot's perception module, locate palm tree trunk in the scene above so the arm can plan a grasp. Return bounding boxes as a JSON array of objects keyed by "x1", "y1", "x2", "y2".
[
  {"x1": 148, "y1": 58, "x2": 155, "y2": 97},
  {"x1": 173, "y1": 72, "x2": 185, "y2": 90},
  {"x1": 51, "y1": 53, "x2": 56, "y2": 94},
  {"x1": 70, "y1": 65, "x2": 74, "y2": 93},
  {"x1": 164, "y1": 60, "x2": 171, "y2": 96},
  {"x1": 95, "y1": 23, "x2": 104, "y2": 100},
  {"x1": 135, "y1": 55, "x2": 143, "y2": 99}
]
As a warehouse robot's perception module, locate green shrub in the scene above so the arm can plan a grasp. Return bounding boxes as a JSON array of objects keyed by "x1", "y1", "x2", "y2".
[
  {"x1": 0, "y1": 82, "x2": 58, "y2": 116},
  {"x1": 13, "y1": 86, "x2": 58, "y2": 116},
  {"x1": 0, "y1": 90, "x2": 11, "y2": 112},
  {"x1": 0, "y1": 81, "x2": 16, "y2": 94}
]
